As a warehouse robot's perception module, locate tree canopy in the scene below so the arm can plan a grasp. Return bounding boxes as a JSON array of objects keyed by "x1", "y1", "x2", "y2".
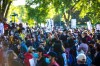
[
  {"x1": 24, "y1": 0, "x2": 100, "y2": 26},
  {"x1": 4, "y1": 0, "x2": 100, "y2": 26}
]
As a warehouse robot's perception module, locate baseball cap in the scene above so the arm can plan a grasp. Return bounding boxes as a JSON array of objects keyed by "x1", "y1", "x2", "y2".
[
  {"x1": 44, "y1": 51, "x2": 57, "y2": 57},
  {"x1": 76, "y1": 53, "x2": 86, "y2": 61}
]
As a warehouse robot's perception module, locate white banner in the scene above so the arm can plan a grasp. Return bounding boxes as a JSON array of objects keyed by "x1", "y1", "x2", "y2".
[
  {"x1": 71, "y1": 19, "x2": 76, "y2": 29},
  {"x1": 46, "y1": 19, "x2": 54, "y2": 32},
  {"x1": 87, "y1": 21, "x2": 92, "y2": 32}
]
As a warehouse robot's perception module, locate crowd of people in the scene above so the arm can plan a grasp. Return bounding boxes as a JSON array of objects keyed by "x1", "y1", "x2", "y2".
[{"x1": 0, "y1": 18, "x2": 100, "y2": 66}]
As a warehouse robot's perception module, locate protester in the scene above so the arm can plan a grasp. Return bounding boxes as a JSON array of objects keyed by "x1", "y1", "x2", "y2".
[
  {"x1": 76, "y1": 53, "x2": 88, "y2": 66},
  {"x1": 92, "y1": 43, "x2": 100, "y2": 66},
  {"x1": 45, "y1": 51, "x2": 59, "y2": 66},
  {"x1": 78, "y1": 38, "x2": 89, "y2": 54},
  {"x1": 0, "y1": 19, "x2": 99, "y2": 66},
  {"x1": 36, "y1": 47, "x2": 48, "y2": 66},
  {"x1": 24, "y1": 46, "x2": 35, "y2": 66},
  {"x1": 96, "y1": 30, "x2": 100, "y2": 43},
  {"x1": 53, "y1": 40, "x2": 65, "y2": 66},
  {"x1": 3, "y1": 18, "x2": 9, "y2": 36}
]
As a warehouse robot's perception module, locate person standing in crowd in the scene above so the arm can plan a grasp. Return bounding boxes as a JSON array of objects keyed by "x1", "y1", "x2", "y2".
[
  {"x1": 26, "y1": 37, "x2": 33, "y2": 47},
  {"x1": 24, "y1": 46, "x2": 35, "y2": 66},
  {"x1": 45, "y1": 51, "x2": 59, "y2": 66},
  {"x1": 3, "y1": 18, "x2": 9, "y2": 36},
  {"x1": 96, "y1": 30, "x2": 100, "y2": 43},
  {"x1": 92, "y1": 43, "x2": 100, "y2": 66},
  {"x1": 82, "y1": 32, "x2": 92, "y2": 44},
  {"x1": 20, "y1": 41, "x2": 28, "y2": 54},
  {"x1": 88, "y1": 41, "x2": 96, "y2": 60},
  {"x1": 60, "y1": 29, "x2": 68, "y2": 48},
  {"x1": 78, "y1": 38, "x2": 89, "y2": 55},
  {"x1": 76, "y1": 53, "x2": 88, "y2": 66},
  {"x1": 53, "y1": 40, "x2": 65, "y2": 66},
  {"x1": 36, "y1": 47, "x2": 48, "y2": 66}
]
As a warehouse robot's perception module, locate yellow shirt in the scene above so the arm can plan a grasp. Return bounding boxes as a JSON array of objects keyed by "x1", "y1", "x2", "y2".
[{"x1": 20, "y1": 33, "x2": 25, "y2": 40}]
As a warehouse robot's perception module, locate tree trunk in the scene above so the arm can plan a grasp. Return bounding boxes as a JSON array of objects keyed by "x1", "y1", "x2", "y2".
[
  {"x1": 2, "y1": 0, "x2": 7, "y2": 18},
  {"x1": 5, "y1": 1, "x2": 12, "y2": 18},
  {"x1": 0, "y1": 0, "x2": 12, "y2": 20},
  {"x1": 63, "y1": 12, "x2": 67, "y2": 22}
]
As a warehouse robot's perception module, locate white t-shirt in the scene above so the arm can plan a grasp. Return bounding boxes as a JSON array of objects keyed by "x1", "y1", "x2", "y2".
[{"x1": 29, "y1": 58, "x2": 35, "y2": 66}]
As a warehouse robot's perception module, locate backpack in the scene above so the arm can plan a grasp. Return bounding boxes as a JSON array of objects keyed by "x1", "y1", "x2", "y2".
[{"x1": 65, "y1": 47, "x2": 76, "y2": 66}]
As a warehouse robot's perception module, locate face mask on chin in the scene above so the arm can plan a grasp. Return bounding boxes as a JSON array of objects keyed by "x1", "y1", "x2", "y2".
[
  {"x1": 45, "y1": 58, "x2": 50, "y2": 64},
  {"x1": 33, "y1": 53, "x2": 39, "y2": 58}
]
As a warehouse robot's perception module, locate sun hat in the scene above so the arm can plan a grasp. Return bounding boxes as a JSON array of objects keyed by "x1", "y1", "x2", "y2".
[
  {"x1": 44, "y1": 51, "x2": 57, "y2": 58},
  {"x1": 28, "y1": 46, "x2": 36, "y2": 51}
]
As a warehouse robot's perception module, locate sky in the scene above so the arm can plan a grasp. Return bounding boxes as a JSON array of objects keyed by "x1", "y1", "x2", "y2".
[
  {"x1": 12, "y1": 0, "x2": 38, "y2": 8},
  {"x1": 13, "y1": 0, "x2": 25, "y2": 6}
]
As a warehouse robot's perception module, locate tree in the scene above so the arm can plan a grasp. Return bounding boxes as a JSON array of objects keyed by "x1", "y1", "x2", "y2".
[
  {"x1": 25, "y1": 0, "x2": 50, "y2": 25},
  {"x1": 25, "y1": 0, "x2": 79, "y2": 26},
  {"x1": 7, "y1": 5, "x2": 28, "y2": 23},
  {"x1": 25, "y1": 0, "x2": 100, "y2": 26},
  {"x1": 0, "y1": 0, "x2": 13, "y2": 19},
  {"x1": 74, "y1": 0, "x2": 100, "y2": 24}
]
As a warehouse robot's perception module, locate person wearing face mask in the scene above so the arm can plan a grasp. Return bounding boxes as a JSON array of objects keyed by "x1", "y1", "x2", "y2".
[
  {"x1": 92, "y1": 43, "x2": 100, "y2": 66},
  {"x1": 28, "y1": 46, "x2": 38, "y2": 66},
  {"x1": 36, "y1": 47, "x2": 48, "y2": 66},
  {"x1": 44, "y1": 51, "x2": 59, "y2": 66},
  {"x1": 76, "y1": 53, "x2": 88, "y2": 66},
  {"x1": 24, "y1": 46, "x2": 35, "y2": 66}
]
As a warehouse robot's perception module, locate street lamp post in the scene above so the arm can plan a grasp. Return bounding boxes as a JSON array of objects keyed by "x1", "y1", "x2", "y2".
[{"x1": 10, "y1": 12, "x2": 18, "y2": 23}]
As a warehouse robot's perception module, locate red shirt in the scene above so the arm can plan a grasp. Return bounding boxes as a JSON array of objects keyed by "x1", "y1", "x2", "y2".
[
  {"x1": 4, "y1": 23, "x2": 9, "y2": 30},
  {"x1": 24, "y1": 52, "x2": 33, "y2": 66},
  {"x1": 48, "y1": 61, "x2": 59, "y2": 66}
]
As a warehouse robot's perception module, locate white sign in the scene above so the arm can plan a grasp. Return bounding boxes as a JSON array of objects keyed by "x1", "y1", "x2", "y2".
[
  {"x1": 96, "y1": 24, "x2": 100, "y2": 30},
  {"x1": 71, "y1": 19, "x2": 76, "y2": 29},
  {"x1": 46, "y1": 19, "x2": 54, "y2": 32},
  {"x1": 87, "y1": 21, "x2": 92, "y2": 32}
]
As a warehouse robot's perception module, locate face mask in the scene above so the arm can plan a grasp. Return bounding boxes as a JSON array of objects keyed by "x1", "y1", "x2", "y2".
[
  {"x1": 63, "y1": 33, "x2": 66, "y2": 35},
  {"x1": 33, "y1": 53, "x2": 39, "y2": 58},
  {"x1": 74, "y1": 39, "x2": 78, "y2": 43},
  {"x1": 45, "y1": 58, "x2": 50, "y2": 64}
]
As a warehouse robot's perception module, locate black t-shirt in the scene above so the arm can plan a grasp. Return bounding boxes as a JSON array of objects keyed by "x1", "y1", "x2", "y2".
[
  {"x1": 60, "y1": 34, "x2": 68, "y2": 41},
  {"x1": 36, "y1": 57, "x2": 48, "y2": 66},
  {"x1": 78, "y1": 64, "x2": 88, "y2": 66},
  {"x1": 97, "y1": 33, "x2": 100, "y2": 40}
]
